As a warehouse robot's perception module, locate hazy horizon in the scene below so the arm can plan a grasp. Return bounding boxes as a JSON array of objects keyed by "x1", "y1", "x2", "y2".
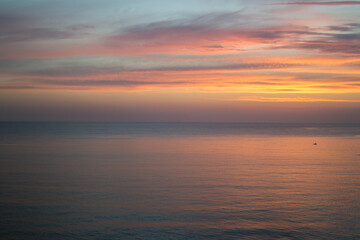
[{"x1": 1, "y1": 120, "x2": 360, "y2": 124}]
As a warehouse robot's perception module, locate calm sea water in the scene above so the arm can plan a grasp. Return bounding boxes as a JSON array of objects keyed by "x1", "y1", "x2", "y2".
[{"x1": 0, "y1": 122, "x2": 359, "y2": 239}]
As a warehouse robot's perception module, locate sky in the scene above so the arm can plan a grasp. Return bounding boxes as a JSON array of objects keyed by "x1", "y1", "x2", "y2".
[{"x1": 0, "y1": 0, "x2": 359, "y2": 122}]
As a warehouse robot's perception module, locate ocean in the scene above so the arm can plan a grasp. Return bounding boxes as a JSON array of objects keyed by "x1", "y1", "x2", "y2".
[{"x1": 0, "y1": 122, "x2": 359, "y2": 239}]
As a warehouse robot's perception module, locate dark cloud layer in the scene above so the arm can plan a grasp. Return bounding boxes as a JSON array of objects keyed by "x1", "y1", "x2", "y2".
[
  {"x1": 105, "y1": 11, "x2": 360, "y2": 55},
  {"x1": 0, "y1": 58, "x2": 302, "y2": 78},
  {"x1": 0, "y1": 79, "x2": 193, "y2": 90}
]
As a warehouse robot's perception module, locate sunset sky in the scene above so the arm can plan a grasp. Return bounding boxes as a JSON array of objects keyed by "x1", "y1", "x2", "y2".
[{"x1": 1, "y1": 0, "x2": 359, "y2": 122}]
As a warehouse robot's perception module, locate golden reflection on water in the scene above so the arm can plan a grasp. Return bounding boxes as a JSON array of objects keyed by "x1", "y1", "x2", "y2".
[{"x1": 1, "y1": 134, "x2": 359, "y2": 238}]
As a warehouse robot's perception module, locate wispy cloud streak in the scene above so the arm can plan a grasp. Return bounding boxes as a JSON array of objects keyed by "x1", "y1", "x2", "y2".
[{"x1": 272, "y1": 1, "x2": 360, "y2": 5}]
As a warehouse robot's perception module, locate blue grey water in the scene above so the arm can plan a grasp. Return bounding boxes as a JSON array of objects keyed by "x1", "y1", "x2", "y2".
[{"x1": 0, "y1": 122, "x2": 359, "y2": 239}]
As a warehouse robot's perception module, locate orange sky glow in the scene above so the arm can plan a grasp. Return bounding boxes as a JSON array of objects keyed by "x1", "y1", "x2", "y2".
[{"x1": 0, "y1": 0, "x2": 359, "y2": 122}]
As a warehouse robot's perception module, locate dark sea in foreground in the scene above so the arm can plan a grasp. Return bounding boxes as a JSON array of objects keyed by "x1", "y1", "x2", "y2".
[{"x1": 0, "y1": 122, "x2": 359, "y2": 240}]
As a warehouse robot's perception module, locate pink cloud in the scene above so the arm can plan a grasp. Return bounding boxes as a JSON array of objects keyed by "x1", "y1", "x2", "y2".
[{"x1": 1, "y1": 11, "x2": 359, "y2": 59}]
